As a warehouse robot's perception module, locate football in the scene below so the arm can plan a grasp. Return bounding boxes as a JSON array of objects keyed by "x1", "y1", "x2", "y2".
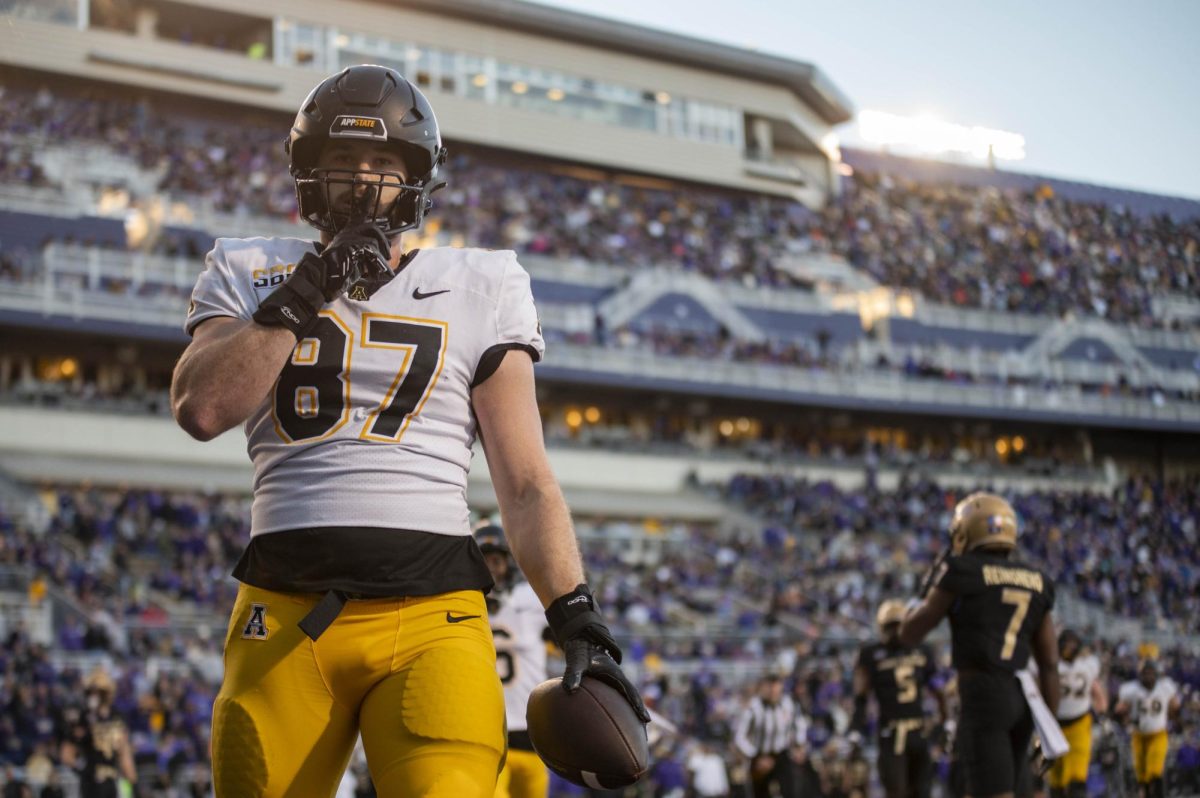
[{"x1": 526, "y1": 676, "x2": 650, "y2": 788}]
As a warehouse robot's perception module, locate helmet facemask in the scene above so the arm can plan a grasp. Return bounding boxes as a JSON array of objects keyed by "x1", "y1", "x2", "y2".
[{"x1": 295, "y1": 160, "x2": 445, "y2": 237}]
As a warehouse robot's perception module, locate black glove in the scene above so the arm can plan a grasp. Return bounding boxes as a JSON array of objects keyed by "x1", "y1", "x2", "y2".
[
  {"x1": 546, "y1": 584, "x2": 650, "y2": 723},
  {"x1": 252, "y1": 223, "x2": 391, "y2": 338},
  {"x1": 324, "y1": 222, "x2": 393, "y2": 302}
]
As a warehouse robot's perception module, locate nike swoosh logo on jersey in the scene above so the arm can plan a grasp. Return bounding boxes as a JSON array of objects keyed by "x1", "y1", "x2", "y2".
[
  {"x1": 446, "y1": 612, "x2": 481, "y2": 624},
  {"x1": 413, "y1": 287, "x2": 451, "y2": 300}
]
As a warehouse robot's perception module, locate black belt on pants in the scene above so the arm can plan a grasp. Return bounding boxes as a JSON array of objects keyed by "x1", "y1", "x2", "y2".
[{"x1": 298, "y1": 590, "x2": 351, "y2": 641}]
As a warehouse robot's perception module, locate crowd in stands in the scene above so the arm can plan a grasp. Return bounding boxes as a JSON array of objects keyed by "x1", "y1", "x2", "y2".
[
  {"x1": 0, "y1": 628, "x2": 217, "y2": 796},
  {"x1": 1, "y1": 81, "x2": 1198, "y2": 330},
  {"x1": 813, "y1": 171, "x2": 1200, "y2": 329},
  {"x1": 0, "y1": 148, "x2": 49, "y2": 189},
  {"x1": 0, "y1": 489, "x2": 247, "y2": 634},
  {"x1": 2, "y1": 474, "x2": 1200, "y2": 794},
  {"x1": 2, "y1": 466, "x2": 1195, "y2": 645}
]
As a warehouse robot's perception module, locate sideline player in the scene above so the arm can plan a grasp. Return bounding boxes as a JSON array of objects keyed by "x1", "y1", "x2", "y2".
[
  {"x1": 476, "y1": 524, "x2": 551, "y2": 798},
  {"x1": 854, "y1": 599, "x2": 946, "y2": 798},
  {"x1": 1115, "y1": 657, "x2": 1180, "y2": 798},
  {"x1": 900, "y1": 492, "x2": 1060, "y2": 798},
  {"x1": 171, "y1": 64, "x2": 648, "y2": 797},
  {"x1": 1049, "y1": 629, "x2": 1105, "y2": 798},
  {"x1": 60, "y1": 669, "x2": 137, "y2": 798}
]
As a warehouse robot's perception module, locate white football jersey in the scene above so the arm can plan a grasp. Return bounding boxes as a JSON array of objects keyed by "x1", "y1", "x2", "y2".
[
  {"x1": 1119, "y1": 677, "x2": 1177, "y2": 734},
  {"x1": 186, "y1": 237, "x2": 544, "y2": 537},
  {"x1": 1057, "y1": 654, "x2": 1101, "y2": 720},
  {"x1": 488, "y1": 580, "x2": 548, "y2": 732}
]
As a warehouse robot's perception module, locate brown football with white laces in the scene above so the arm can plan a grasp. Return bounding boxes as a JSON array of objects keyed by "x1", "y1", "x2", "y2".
[{"x1": 525, "y1": 675, "x2": 650, "y2": 788}]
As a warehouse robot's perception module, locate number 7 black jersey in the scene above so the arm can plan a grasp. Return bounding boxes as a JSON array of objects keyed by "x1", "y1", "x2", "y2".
[
  {"x1": 185, "y1": 237, "x2": 544, "y2": 538},
  {"x1": 858, "y1": 642, "x2": 936, "y2": 724},
  {"x1": 934, "y1": 551, "x2": 1055, "y2": 673}
]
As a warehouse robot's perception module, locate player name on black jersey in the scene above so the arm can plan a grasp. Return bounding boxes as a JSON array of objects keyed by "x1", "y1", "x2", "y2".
[
  {"x1": 981, "y1": 565, "x2": 1044, "y2": 591},
  {"x1": 938, "y1": 551, "x2": 1055, "y2": 672}
]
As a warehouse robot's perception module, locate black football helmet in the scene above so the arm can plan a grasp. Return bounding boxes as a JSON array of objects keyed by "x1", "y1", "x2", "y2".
[
  {"x1": 286, "y1": 64, "x2": 447, "y2": 236},
  {"x1": 1058, "y1": 628, "x2": 1083, "y2": 661},
  {"x1": 475, "y1": 524, "x2": 516, "y2": 596},
  {"x1": 474, "y1": 524, "x2": 509, "y2": 555}
]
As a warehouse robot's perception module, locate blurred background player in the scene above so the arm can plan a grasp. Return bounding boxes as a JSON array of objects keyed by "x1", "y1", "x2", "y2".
[
  {"x1": 1049, "y1": 629, "x2": 1106, "y2": 798},
  {"x1": 1114, "y1": 652, "x2": 1180, "y2": 798},
  {"x1": 733, "y1": 670, "x2": 808, "y2": 798},
  {"x1": 854, "y1": 598, "x2": 946, "y2": 798},
  {"x1": 476, "y1": 524, "x2": 551, "y2": 798},
  {"x1": 901, "y1": 492, "x2": 1059, "y2": 798},
  {"x1": 59, "y1": 669, "x2": 136, "y2": 798}
]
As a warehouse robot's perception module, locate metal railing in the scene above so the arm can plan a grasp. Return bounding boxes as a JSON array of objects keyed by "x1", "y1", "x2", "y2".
[{"x1": 546, "y1": 343, "x2": 1200, "y2": 426}]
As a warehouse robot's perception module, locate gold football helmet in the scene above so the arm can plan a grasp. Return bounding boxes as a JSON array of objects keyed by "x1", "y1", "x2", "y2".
[
  {"x1": 950, "y1": 492, "x2": 1018, "y2": 554},
  {"x1": 876, "y1": 599, "x2": 906, "y2": 636},
  {"x1": 84, "y1": 667, "x2": 115, "y2": 695}
]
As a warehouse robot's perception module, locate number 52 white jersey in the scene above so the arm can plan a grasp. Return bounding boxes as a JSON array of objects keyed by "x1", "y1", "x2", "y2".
[{"x1": 185, "y1": 237, "x2": 544, "y2": 538}]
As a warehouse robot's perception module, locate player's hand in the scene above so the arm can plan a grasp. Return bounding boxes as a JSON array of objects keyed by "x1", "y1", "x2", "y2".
[
  {"x1": 546, "y1": 584, "x2": 651, "y2": 724},
  {"x1": 320, "y1": 222, "x2": 391, "y2": 301},
  {"x1": 1030, "y1": 737, "x2": 1053, "y2": 776},
  {"x1": 254, "y1": 223, "x2": 393, "y2": 336},
  {"x1": 752, "y1": 755, "x2": 775, "y2": 779}
]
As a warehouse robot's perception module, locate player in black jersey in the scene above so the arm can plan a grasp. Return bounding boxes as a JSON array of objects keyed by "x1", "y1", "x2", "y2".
[
  {"x1": 900, "y1": 492, "x2": 1060, "y2": 798},
  {"x1": 60, "y1": 669, "x2": 136, "y2": 798},
  {"x1": 854, "y1": 599, "x2": 946, "y2": 798}
]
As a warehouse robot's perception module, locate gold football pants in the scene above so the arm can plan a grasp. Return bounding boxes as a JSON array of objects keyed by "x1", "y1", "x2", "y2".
[
  {"x1": 1048, "y1": 714, "x2": 1092, "y2": 788},
  {"x1": 1132, "y1": 729, "x2": 1168, "y2": 783},
  {"x1": 494, "y1": 748, "x2": 549, "y2": 798},
  {"x1": 212, "y1": 584, "x2": 506, "y2": 797}
]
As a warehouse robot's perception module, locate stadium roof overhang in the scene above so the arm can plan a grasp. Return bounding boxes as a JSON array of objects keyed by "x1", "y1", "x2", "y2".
[{"x1": 380, "y1": 0, "x2": 855, "y2": 126}]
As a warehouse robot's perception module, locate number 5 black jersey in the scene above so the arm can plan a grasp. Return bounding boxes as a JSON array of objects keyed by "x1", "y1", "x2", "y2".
[
  {"x1": 857, "y1": 642, "x2": 936, "y2": 724},
  {"x1": 934, "y1": 550, "x2": 1055, "y2": 673},
  {"x1": 185, "y1": 237, "x2": 544, "y2": 538}
]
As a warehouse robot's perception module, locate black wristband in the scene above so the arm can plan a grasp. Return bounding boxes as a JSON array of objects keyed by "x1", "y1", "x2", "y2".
[
  {"x1": 252, "y1": 256, "x2": 326, "y2": 340},
  {"x1": 545, "y1": 583, "x2": 605, "y2": 646}
]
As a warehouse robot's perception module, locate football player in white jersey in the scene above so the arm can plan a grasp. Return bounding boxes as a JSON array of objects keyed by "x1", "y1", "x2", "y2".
[
  {"x1": 1049, "y1": 629, "x2": 1106, "y2": 798},
  {"x1": 170, "y1": 64, "x2": 648, "y2": 798},
  {"x1": 475, "y1": 524, "x2": 551, "y2": 798},
  {"x1": 1115, "y1": 658, "x2": 1180, "y2": 798}
]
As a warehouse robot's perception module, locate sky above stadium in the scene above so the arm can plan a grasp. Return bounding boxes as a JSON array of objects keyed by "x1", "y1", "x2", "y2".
[{"x1": 544, "y1": 0, "x2": 1200, "y2": 200}]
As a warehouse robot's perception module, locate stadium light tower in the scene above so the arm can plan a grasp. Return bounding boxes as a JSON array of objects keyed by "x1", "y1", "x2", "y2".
[{"x1": 856, "y1": 109, "x2": 1026, "y2": 168}]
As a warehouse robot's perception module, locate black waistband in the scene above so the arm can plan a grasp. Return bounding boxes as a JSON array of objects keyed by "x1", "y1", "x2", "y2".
[
  {"x1": 233, "y1": 526, "x2": 494, "y2": 597},
  {"x1": 233, "y1": 527, "x2": 494, "y2": 640}
]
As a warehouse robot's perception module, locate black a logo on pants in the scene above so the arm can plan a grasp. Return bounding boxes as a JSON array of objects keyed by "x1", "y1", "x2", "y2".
[{"x1": 241, "y1": 603, "x2": 269, "y2": 640}]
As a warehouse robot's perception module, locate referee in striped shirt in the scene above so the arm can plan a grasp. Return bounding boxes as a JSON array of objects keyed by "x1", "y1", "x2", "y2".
[{"x1": 734, "y1": 670, "x2": 809, "y2": 798}]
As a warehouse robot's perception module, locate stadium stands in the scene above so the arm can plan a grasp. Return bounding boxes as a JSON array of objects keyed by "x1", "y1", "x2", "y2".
[
  {"x1": 3, "y1": 477, "x2": 1200, "y2": 794},
  {"x1": 1, "y1": 79, "x2": 1198, "y2": 331}
]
